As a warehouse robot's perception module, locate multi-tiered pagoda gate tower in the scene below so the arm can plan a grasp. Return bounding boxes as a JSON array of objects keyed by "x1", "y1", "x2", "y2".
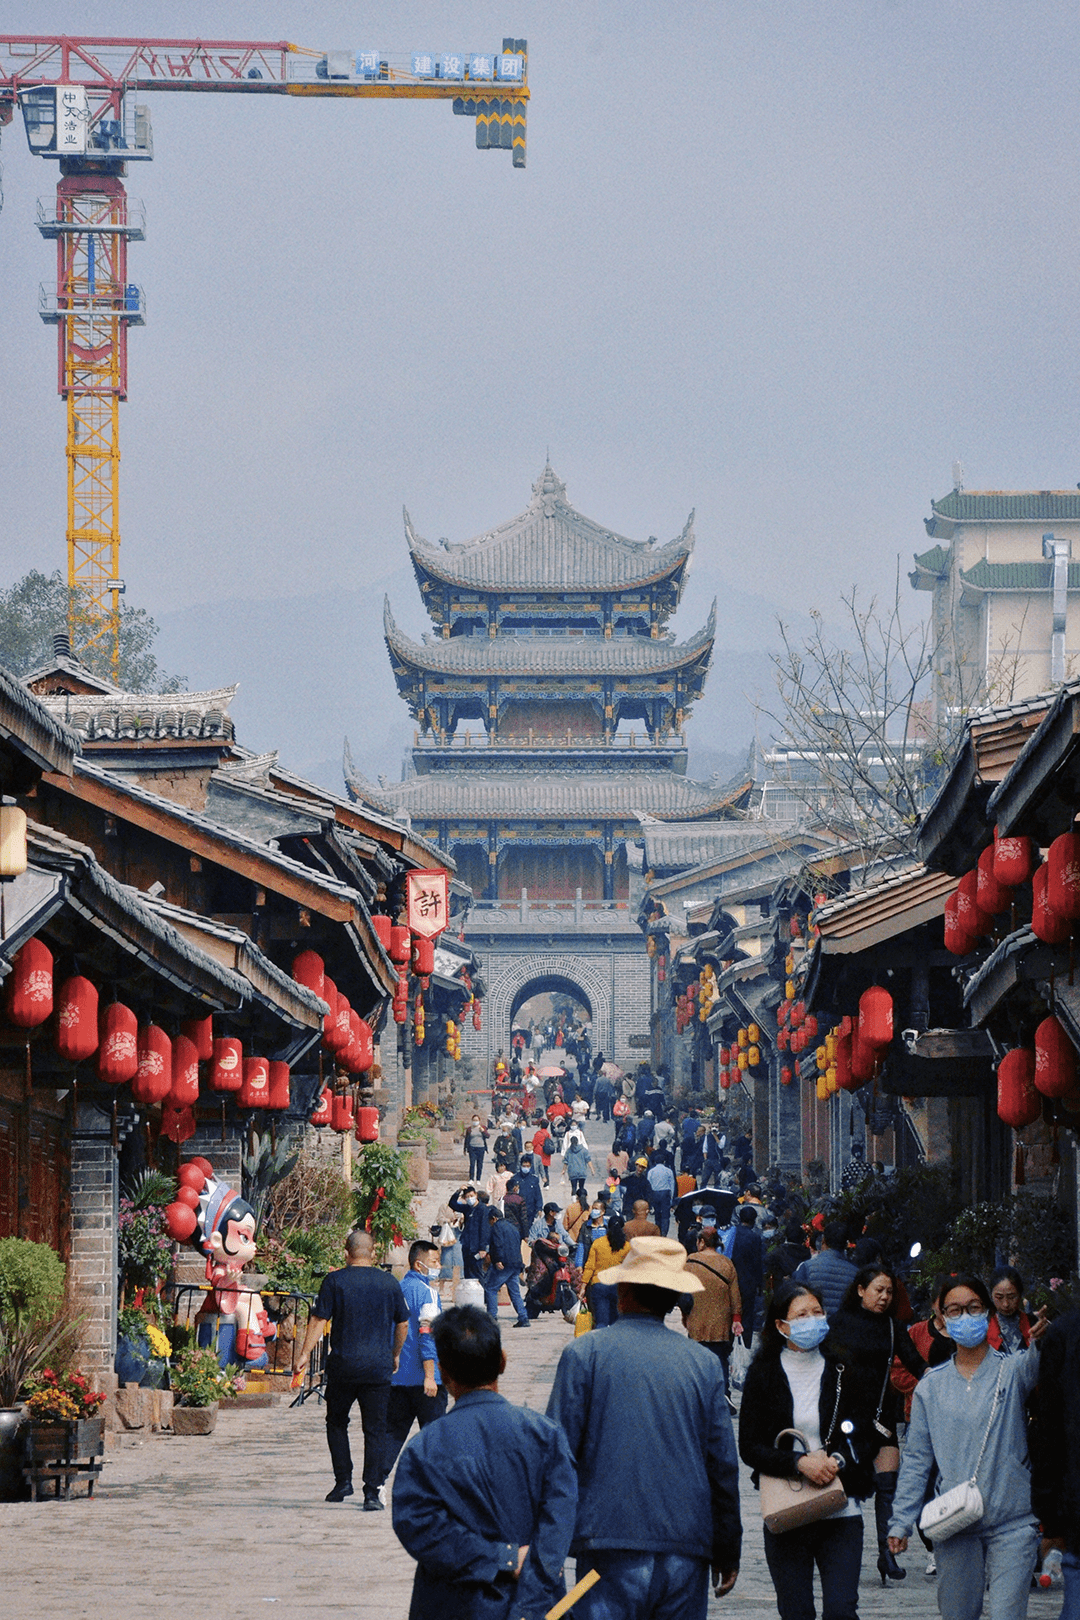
[{"x1": 347, "y1": 465, "x2": 730, "y2": 1072}]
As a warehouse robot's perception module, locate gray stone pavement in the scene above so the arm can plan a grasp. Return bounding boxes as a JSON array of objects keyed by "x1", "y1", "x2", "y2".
[{"x1": 0, "y1": 1127, "x2": 1064, "y2": 1620}]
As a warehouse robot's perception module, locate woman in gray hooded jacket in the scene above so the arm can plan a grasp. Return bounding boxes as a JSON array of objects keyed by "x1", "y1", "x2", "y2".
[{"x1": 888, "y1": 1271, "x2": 1047, "y2": 1620}]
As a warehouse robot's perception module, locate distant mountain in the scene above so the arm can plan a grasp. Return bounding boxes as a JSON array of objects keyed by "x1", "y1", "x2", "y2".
[{"x1": 154, "y1": 560, "x2": 806, "y2": 792}]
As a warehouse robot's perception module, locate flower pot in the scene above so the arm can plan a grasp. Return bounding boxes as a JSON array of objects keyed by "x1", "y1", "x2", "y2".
[
  {"x1": 115, "y1": 1331, "x2": 150, "y2": 1385},
  {"x1": 171, "y1": 1402, "x2": 218, "y2": 1435},
  {"x1": 26, "y1": 1417, "x2": 104, "y2": 1461},
  {"x1": 0, "y1": 1408, "x2": 29, "y2": 1502}
]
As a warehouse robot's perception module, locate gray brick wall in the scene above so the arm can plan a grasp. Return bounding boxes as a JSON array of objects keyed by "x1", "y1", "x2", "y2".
[{"x1": 70, "y1": 1102, "x2": 119, "y2": 1382}]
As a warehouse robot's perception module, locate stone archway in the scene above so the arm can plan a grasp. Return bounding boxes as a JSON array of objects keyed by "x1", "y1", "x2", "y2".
[
  {"x1": 511, "y1": 973, "x2": 594, "y2": 1030},
  {"x1": 485, "y1": 953, "x2": 613, "y2": 1063}
]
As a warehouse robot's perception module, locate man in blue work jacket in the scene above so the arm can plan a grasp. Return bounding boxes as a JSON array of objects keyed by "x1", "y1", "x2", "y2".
[
  {"x1": 384, "y1": 1239, "x2": 447, "y2": 1476},
  {"x1": 481, "y1": 1205, "x2": 530, "y2": 1328},
  {"x1": 547, "y1": 1236, "x2": 742, "y2": 1620},
  {"x1": 393, "y1": 1306, "x2": 577, "y2": 1620}
]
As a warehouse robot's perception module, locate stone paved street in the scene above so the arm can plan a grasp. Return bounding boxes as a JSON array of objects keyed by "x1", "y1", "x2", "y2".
[{"x1": 1, "y1": 1139, "x2": 1065, "y2": 1620}]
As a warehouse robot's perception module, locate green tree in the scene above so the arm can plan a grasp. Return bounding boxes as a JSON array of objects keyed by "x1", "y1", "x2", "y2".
[{"x1": 0, "y1": 569, "x2": 186, "y2": 693}]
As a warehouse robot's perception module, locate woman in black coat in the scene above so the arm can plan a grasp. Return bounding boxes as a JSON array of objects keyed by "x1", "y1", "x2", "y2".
[
  {"x1": 739, "y1": 1278, "x2": 877, "y2": 1620},
  {"x1": 826, "y1": 1264, "x2": 926, "y2": 1585}
]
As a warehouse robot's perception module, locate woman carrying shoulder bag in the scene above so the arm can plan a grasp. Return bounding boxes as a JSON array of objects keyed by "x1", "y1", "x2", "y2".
[
  {"x1": 739, "y1": 1279, "x2": 876, "y2": 1620},
  {"x1": 888, "y1": 1272, "x2": 1048, "y2": 1620}
]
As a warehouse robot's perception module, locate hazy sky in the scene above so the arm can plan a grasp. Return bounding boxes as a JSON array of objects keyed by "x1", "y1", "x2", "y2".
[{"x1": 3, "y1": 1, "x2": 1080, "y2": 777}]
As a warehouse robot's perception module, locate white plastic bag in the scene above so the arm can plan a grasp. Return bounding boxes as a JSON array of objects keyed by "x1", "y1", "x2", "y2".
[{"x1": 730, "y1": 1338, "x2": 750, "y2": 1390}]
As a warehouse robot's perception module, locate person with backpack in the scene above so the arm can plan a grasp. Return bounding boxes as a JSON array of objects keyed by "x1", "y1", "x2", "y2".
[{"x1": 531, "y1": 1119, "x2": 556, "y2": 1187}]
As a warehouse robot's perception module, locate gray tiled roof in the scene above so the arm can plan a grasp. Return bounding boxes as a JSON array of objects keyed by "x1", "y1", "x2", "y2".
[
  {"x1": 35, "y1": 685, "x2": 238, "y2": 742},
  {"x1": 405, "y1": 464, "x2": 694, "y2": 593},
  {"x1": 640, "y1": 822, "x2": 782, "y2": 871},
  {"x1": 384, "y1": 599, "x2": 715, "y2": 676},
  {"x1": 0, "y1": 664, "x2": 80, "y2": 773},
  {"x1": 350, "y1": 770, "x2": 734, "y2": 821},
  {"x1": 932, "y1": 490, "x2": 1080, "y2": 522}
]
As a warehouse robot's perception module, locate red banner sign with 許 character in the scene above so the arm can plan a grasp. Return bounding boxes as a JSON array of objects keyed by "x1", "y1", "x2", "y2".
[{"x1": 406, "y1": 869, "x2": 449, "y2": 938}]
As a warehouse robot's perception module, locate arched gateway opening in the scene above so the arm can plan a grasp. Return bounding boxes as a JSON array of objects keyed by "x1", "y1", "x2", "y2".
[
  {"x1": 484, "y1": 953, "x2": 614, "y2": 1068},
  {"x1": 511, "y1": 975, "x2": 593, "y2": 1052}
]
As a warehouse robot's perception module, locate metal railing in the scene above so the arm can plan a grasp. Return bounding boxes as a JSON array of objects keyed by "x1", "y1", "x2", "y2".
[
  {"x1": 166, "y1": 1283, "x2": 327, "y2": 1403},
  {"x1": 413, "y1": 730, "x2": 686, "y2": 749}
]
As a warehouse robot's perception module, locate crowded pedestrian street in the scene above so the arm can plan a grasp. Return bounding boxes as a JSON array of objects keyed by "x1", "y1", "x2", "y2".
[{"x1": 0, "y1": 1113, "x2": 1066, "y2": 1620}]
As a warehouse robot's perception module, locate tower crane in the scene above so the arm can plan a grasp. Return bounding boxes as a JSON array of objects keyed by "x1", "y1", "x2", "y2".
[{"x1": 0, "y1": 35, "x2": 528, "y2": 676}]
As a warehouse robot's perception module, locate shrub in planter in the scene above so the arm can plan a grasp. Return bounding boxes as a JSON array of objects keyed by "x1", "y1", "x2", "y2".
[
  {"x1": 169, "y1": 1346, "x2": 240, "y2": 1415},
  {"x1": 0, "y1": 1238, "x2": 65, "y2": 1327}
]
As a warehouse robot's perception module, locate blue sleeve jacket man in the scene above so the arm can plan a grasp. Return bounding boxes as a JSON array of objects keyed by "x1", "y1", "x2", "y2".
[
  {"x1": 730, "y1": 1224, "x2": 764, "y2": 1304},
  {"x1": 449, "y1": 1192, "x2": 489, "y2": 1262},
  {"x1": 392, "y1": 1269, "x2": 442, "y2": 1389},
  {"x1": 393, "y1": 1388, "x2": 578, "y2": 1620},
  {"x1": 546, "y1": 1313, "x2": 742, "y2": 1574},
  {"x1": 792, "y1": 1247, "x2": 858, "y2": 1317},
  {"x1": 517, "y1": 1169, "x2": 543, "y2": 1226}
]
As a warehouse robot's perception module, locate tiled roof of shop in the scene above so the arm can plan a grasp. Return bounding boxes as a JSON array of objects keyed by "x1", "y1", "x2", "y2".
[
  {"x1": 384, "y1": 599, "x2": 715, "y2": 676},
  {"x1": 344, "y1": 769, "x2": 736, "y2": 821},
  {"x1": 405, "y1": 463, "x2": 695, "y2": 593},
  {"x1": 931, "y1": 490, "x2": 1080, "y2": 522},
  {"x1": 35, "y1": 685, "x2": 238, "y2": 742},
  {"x1": 640, "y1": 822, "x2": 780, "y2": 870},
  {"x1": 0, "y1": 664, "x2": 80, "y2": 773}
]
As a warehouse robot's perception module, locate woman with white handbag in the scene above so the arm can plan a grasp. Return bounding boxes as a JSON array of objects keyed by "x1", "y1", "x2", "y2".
[
  {"x1": 739, "y1": 1279, "x2": 877, "y2": 1620},
  {"x1": 888, "y1": 1272, "x2": 1048, "y2": 1620}
]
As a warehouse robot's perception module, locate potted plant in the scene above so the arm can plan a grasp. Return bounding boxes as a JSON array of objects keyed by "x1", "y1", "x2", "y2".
[
  {"x1": 115, "y1": 1303, "x2": 171, "y2": 1388},
  {"x1": 169, "y1": 1346, "x2": 239, "y2": 1434},
  {"x1": 117, "y1": 1170, "x2": 176, "y2": 1305},
  {"x1": 23, "y1": 1366, "x2": 106, "y2": 1456},
  {"x1": 0, "y1": 1238, "x2": 72, "y2": 1502},
  {"x1": 352, "y1": 1143, "x2": 418, "y2": 1264}
]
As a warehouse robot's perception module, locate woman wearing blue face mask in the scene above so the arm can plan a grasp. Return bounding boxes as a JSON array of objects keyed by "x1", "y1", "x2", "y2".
[
  {"x1": 888, "y1": 1272, "x2": 1048, "y2": 1620},
  {"x1": 739, "y1": 1280, "x2": 875, "y2": 1620}
]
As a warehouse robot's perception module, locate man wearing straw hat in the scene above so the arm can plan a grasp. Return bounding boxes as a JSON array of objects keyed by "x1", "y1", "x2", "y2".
[{"x1": 546, "y1": 1236, "x2": 742, "y2": 1620}]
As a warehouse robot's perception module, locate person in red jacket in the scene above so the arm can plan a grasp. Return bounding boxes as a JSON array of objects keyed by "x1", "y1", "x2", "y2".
[{"x1": 532, "y1": 1119, "x2": 555, "y2": 1187}]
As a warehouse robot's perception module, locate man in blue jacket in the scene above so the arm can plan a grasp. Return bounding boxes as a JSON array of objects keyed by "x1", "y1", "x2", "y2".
[
  {"x1": 792, "y1": 1220, "x2": 856, "y2": 1317},
  {"x1": 730, "y1": 1206, "x2": 764, "y2": 1348},
  {"x1": 393, "y1": 1307, "x2": 577, "y2": 1620},
  {"x1": 517, "y1": 1155, "x2": 544, "y2": 1227},
  {"x1": 547, "y1": 1236, "x2": 741, "y2": 1620},
  {"x1": 448, "y1": 1184, "x2": 490, "y2": 1279},
  {"x1": 482, "y1": 1206, "x2": 530, "y2": 1328}
]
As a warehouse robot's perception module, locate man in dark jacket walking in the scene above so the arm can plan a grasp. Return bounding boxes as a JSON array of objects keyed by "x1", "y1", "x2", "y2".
[
  {"x1": 393, "y1": 1307, "x2": 577, "y2": 1619},
  {"x1": 730, "y1": 1206, "x2": 765, "y2": 1348},
  {"x1": 792, "y1": 1221, "x2": 856, "y2": 1317},
  {"x1": 547, "y1": 1236, "x2": 741, "y2": 1618},
  {"x1": 481, "y1": 1206, "x2": 530, "y2": 1328},
  {"x1": 517, "y1": 1155, "x2": 544, "y2": 1227}
]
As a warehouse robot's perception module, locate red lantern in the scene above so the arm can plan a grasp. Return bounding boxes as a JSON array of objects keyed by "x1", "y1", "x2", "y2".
[
  {"x1": 719, "y1": 1068, "x2": 731, "y2": 1090},
  {"x1": 472, "y1": 1009, "x2": 482, "y2": 1032},
  {"x1": 976, "y1": 844, "x2": 1011, "y2": 917},
  {"x1": 7, "y1": 937, "x2": 54, "y2": 1028},
  {"x1": 859, "y1": 987, "x2": 893, "y2": 1052},
  {"x1": 778, "y1": 1001, "x2": 790, "y2": 1027},
  {"x1": 955, "y1": 869, "x2": 991, "y2": 940},
  {"x1": 777, "y1": 1029, "x2": 790, "y2": 1051},
  {"x1": 182, "y1": 1014, "x2": 213, "y2": 1062},
  {"x1": 780, "y1": 1066, "x2": 793, "y2": 1086},
  {"x1": 1034, "y1": 1017, "x2": 1078, "y2": 1099},
  {"x1": 411, "y1": 935, "x2": 435, "y2": 979},
  {"x1": 292, "y1": 950, "x2": 326, "y2": 999},
  {"x1": 266, "y1": 1061, "x2": 291, "y2": 1111},
  {"x1": 331, "y1": 1091, "x2": 354, "y2": 1132},
  {"x1": 1048, "y1": 832, "x2": 1080, "y2": 920},
  {"x1": 97, "y1": 1001, "x2": 138, "y2": 1084},
  {"x1": 997, "y1": 1047, "x2": 1041, "y2": 1129},
  {"x1": 311, "y1": 1086, "x2": 332, "y2": 1127},
  {"x1": 164, "y1": 1201, "x2": 198, "y2": 1241},
  {"x1": 790, "y1": 917, "x2": 801, "y2": 939},
  {"x1": 132, "y1": 1025, "x2": 172, "y2": 1105},
  {"x1": 371, "y1": 914, "x2": 393, "y2": 952},
  {"x1": 240, "y1": 1056, "x2": 270, "y2": 1107},
  {"x1": 333, "y1": 997, "x2": 352, "y2": 1054},
  {"x1": 168, "y1": 1034, "x2": 200, "y2": 1107},
  {"x1": 389, "y1": 925, "x2": 411, "y2": 964},
  {"x1": 55, "y1": 975, "x2": 99, "y2": 1063},
  {"x1": 804, "y1": 1014, "x2": 818, "y2": 1043},
  {"x1": 943, "y1": 889, "x2": 976, "y2": 957},
  {"x1": 1032, "y1": 863, "x2": 1072, "y2": 945},
  {"x1": 851, "y1": 1031, "x2": 876, "y2": 1083},
  {"x1": 355, "y1": 1105, "x2": 379, "y2": 1143},
  {"x1": 209, "y1": 1036, "x2": 244, "y2": 1093},
  {"x1": 791, "y1": 1001, "x2": 806, "y2": 1029},
  {"x1": 353, "y1": 1017, "x2": 373, "y2": 1075},
  {"x1": 993, "y1": 826, "x2": 1036, "y2": 888}
]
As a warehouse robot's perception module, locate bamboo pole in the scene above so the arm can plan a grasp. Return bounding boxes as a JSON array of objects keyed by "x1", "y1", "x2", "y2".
[{"x1": 545, "y1": 1569, "x2": 600, "y2": 1619}]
